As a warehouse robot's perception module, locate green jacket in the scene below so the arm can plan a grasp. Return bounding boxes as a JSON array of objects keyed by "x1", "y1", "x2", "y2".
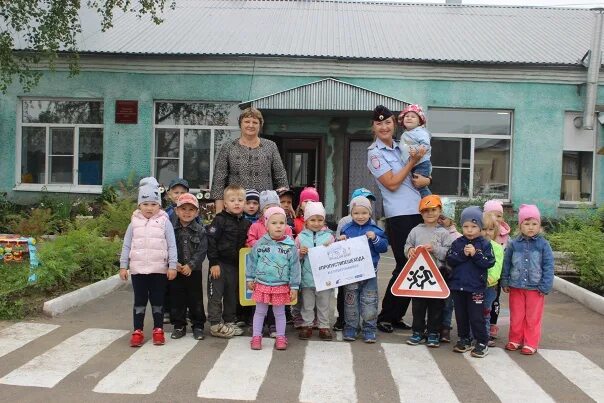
[{"x1": 487, "y1": 240, "x2": 504, "y2": 287}]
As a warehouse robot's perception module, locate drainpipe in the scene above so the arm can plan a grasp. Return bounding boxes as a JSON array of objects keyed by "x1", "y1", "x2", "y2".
[{"x1": 583, "y1": 8, "x2": 604, "y2": 130}]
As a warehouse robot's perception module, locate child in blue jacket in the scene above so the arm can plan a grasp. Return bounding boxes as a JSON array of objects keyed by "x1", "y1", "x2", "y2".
[
  {"x1": 446, "y1": 206, "x2": 495, "y2": 358},
  {"x1": 246, "y1": 207, "x2": 301, "y2": 351},
  {"x1": 501, "y1": 204, "x2": 554, "y2": 355},
  {"x1": 339, "y1": 196, "x2": 388, "y2": 343}
]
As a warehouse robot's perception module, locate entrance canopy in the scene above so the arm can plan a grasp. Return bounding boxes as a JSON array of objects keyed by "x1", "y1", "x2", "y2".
[{"x1": 240, "y1": 78, "x2": 409, "y2": 112}]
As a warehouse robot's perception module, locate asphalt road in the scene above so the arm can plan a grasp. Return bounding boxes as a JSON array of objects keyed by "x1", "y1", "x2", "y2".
[{"x1": 0, "y1": 251, "x2": 603, "y2": 403}]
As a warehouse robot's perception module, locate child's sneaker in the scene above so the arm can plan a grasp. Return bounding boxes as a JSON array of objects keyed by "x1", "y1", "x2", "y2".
[
  {"x1": 226, "y1": 323, "x2": 244, "y2": 336},
  {"x1": 471, "y1": 342, "x2": 489, "y2": 358},
  {"x1": 130, "y1": 329, "x2": 144, "y2": 347},
  {"x1": 171, "y1": 327, "x2": 186, "y2": 339},
  {"x1": 193, "y1": 327, "x2": 205, "y2": 340},
  {"x1": 275, "y1": 335, "x2": 288, "y2": 350},
  {"x1": 210, "y1": 323, "x2": 235, "y2": 338},
  {"x1": 440, "y1": 327, "x2": 451, "y2": 343},
  {"x1": 363, "y1": 331, "x2": 376, "y2": 344},
  {"x1": 269, "y1": 325, "x2": 277, "y2": 338},
  {"x1": 332, "y1": 318, "x2": 344, "y2": 331},
  {"x1": 298, "y1": 326, "x2": 313, "y2": 340},
  {"x1": 487, "y1": 337, "x2": 496, "y2": 347},
  {"x1": 342, "y1": 328, "x2": 356, "y2": 341},
  {"x1": 250, "y1": 336, "x2": 262, "y2": 350},
  {"x1": 426, "y1": 333, "x2": 440, "y2": 348},
  {"x1": 489, "y1": 324, "x2": 499, "y2": 339},
  {"x1": 453, "y1": 338, "x2": 473, "y2": 353},
  {"x1": 319, "y1": 328, "x2": 333, "y2": 341},
  {"x1": 152, "y1": 328, "x2": 165, "y2": 345},
  {"x1": 406, "y1": 332, "x2": 424, "y2": 346}
]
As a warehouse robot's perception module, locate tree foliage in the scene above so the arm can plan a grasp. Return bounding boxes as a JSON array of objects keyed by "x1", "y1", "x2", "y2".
[{"x1": 0, "y1": 0, "x2": 175, "y2": 93}]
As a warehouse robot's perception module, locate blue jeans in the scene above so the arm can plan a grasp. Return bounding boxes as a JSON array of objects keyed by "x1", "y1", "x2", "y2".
[
  {"x1": 412, "y1": 160, "x2": 432, "y2": 198},
  {"x1": 441, "y1": 295, "x2": 454, "y2": 328},
  {"x1": 483, "y1": 286, "x2": 498, "y2": 336},
  {"x1": 344, "y1": 277, "x2": 378, "y2": 335}
]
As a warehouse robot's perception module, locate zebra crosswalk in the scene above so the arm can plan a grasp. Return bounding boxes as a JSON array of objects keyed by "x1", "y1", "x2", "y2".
[{"x1": 0, "y1": 321, "x2": 602, "y2": 402}]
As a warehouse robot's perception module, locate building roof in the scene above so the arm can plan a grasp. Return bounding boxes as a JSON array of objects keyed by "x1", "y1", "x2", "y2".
[
  {"x1": 13, "y1": 0, "x2": 603, "y2": 66},
  {"x1": 240, "y1": 78, "x2": 409, "y2": 111}
]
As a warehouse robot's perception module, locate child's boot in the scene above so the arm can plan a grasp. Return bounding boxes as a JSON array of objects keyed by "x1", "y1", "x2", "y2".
[{"x1": 298, "y1": 326, "x2": 313, "y2": 340}]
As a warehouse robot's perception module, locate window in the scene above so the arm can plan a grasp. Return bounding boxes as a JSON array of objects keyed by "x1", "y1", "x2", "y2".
[
  {"x1": 428, "y1": 108, "x2": 512, "y2": 199},
  {"x1": 561, "y1": 112, "x2": 596, "y2": 202},
  {"x1": 18, "y1": 99, "x2": 104, "y2": 191},
  {"x1": 153, "y1": 102, "x2": 241, "y2": 190}
]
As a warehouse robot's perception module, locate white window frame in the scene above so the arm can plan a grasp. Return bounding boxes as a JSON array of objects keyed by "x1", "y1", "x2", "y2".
[
  {"x1": 429, "y1": 108, "x2": 514, "y2": 201},
  {"x1": 152, "y1": 101, "x2": 240, "y2": 192},
  {"x1": 559, "y1": 111, "x2": 597, "y2": 206},
  {"x1": 14, "y1": 97, "x2": 104, "y2": 194}
]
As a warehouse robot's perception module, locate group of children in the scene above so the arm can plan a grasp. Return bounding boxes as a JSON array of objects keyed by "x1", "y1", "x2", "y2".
[
  {"x1": 402, "y1": 195, "x2": 554, "y2": 358},
  {"x1": 119, "y1": 174, "x2": 554, "y2": 357}
]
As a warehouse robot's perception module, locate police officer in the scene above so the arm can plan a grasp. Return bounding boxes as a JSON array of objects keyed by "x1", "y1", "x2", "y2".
[{"x1": 366, "y1": 105, "x2": 431, "y2": 333}]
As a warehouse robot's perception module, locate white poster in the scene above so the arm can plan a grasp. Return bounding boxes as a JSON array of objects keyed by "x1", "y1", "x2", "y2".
[{"x1": 308, "y1": 236, "x2": 376, "y2": 291}]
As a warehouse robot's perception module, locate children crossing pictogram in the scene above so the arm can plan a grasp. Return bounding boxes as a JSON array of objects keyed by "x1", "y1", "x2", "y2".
[{"x1": 390, "y1": 246, "x2": 450, "y2": 298}]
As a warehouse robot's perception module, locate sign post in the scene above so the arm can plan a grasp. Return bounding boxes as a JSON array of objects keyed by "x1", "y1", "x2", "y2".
[{"x1": 390, "y1": 246, "x2": 450, "y2": 299}]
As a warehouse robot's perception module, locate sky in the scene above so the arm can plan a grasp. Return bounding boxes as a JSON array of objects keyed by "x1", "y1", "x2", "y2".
[{"x1": 391, "y1": 0, "x2": 603, "y2": 7}]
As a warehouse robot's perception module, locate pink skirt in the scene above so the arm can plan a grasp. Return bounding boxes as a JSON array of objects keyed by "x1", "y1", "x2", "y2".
[{"x1": 253, "y1": 283, "x2": 291, "y2": 305}]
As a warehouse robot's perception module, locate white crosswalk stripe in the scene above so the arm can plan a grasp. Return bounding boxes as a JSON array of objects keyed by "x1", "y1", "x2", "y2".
[
  {"x1": 197, "y1": 337, "x2": 275, "y2": 400},
  {"x1": 0, "y1": 322, "x2": 59, "y2": 359},
  {"x1": 299, "y1": 341, "x2": 356, "y2": 403},
  {"x1": 540, "y1": 349, "x2": 604, "y2": 403},
  {"x1": 0, "y1": 328, "x2": 127, "y2": 388},
  {"x1": 464, "y1": 347, "x2": 555, "y2": 403},
  {"x1": 0, "y1": 322, "x2": 603, "y2": 402},
  {"x1": 94, "y1": 332, "x2": 198, "y2": 394},
  {"x1": 383, "y1": 343, "x2": 459, "y2": 403}
]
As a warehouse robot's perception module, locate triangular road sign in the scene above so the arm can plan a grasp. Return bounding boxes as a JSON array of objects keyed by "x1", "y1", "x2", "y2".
[{"x1": 391, "y1": 246, "x2": 450, "y2": 299}]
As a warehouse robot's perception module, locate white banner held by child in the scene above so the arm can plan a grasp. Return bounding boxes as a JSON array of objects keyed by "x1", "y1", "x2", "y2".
[{"x1": 308, "y1": 236, "x2": 376, "y2": 292}]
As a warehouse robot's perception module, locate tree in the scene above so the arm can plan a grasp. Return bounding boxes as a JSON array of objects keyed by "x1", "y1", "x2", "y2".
[{"x1": 0, "y1": 0, "x2": 175, "y2": 93}]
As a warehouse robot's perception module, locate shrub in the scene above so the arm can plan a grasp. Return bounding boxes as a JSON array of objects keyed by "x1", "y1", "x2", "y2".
[
  {"x1": 82, "y1": 198, "x2": 136, "y2": 238},
  {"x1": 548, "y1": 207, "x2": 604, "y2": 295},
  {"x1": 5, "y1": 208, "x2": 57, "y2": 236},
  {"x1": 35, "y1": 227, "x2": 122, "y2": 288}
]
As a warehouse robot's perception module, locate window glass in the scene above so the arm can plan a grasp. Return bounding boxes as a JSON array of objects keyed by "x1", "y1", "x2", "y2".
[
  {"x1": 155, "y1": 129, "x2": 180, "y2": 158},
  {"x1": 22, "y1": 100, "x2": 103, "y2": 124},
  {"x1": 79, "y1": 128, "x2": 103, "y2": 185},
  {"x1": 429, "y1": 109, "x2": 511, "y2": 135},
  {"x1": 156, "y1": 159, "x2": 179, "y2": 187},
  {"x1": 431, "y1": 138, "x2": 471, "y2": 197},
  {"x1": 20, "y1": 100, "x2": 103, "y2": 188},
  {"x1": 155, "y1": 102, "x2": 240, "y2": 126},
  {"x1": 21, "y1": 127, "x2": 46, "y2": 184},
  {"x1": 561, "y1": 151, "x2": 593, "y2": 201},
  {"x1": 183, "y1": 129, "x2": 212, "y2": 189},
  {"x1": 214, "y1": 129, "x2": 240, "y2": 156},
  {"x1": 473, "y1": 138, "x2": 510, "y2": 199}
]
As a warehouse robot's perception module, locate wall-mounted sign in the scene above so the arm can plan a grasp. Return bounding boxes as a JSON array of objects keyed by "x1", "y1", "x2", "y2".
[{"x1": 115, "y1": 100, "x2": 138, "y2": 124}]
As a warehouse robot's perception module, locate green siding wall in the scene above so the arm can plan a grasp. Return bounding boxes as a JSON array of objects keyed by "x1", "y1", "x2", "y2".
[{"x1": 1, "y1": 68, "x2": 603, "y2": 217}]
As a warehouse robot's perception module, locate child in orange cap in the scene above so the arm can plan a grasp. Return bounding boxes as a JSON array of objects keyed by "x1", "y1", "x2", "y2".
[{"x1": 404, "y1": 195, "x2": 452, "y2": 347}]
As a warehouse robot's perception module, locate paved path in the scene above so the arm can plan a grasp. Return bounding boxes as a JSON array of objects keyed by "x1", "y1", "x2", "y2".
[{"x1": 0, "y1": 254, "x2": 603, "y2": 402}]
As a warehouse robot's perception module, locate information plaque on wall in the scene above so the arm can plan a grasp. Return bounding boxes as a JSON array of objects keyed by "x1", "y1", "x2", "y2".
[{"x1": 115, "y1": 100, "x2": 138, "y2": 124}]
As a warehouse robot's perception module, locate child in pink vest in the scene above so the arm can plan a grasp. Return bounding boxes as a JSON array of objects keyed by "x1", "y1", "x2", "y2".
[{"x1": 119, "y1": 177, "x2": 178, "y2": 347}]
